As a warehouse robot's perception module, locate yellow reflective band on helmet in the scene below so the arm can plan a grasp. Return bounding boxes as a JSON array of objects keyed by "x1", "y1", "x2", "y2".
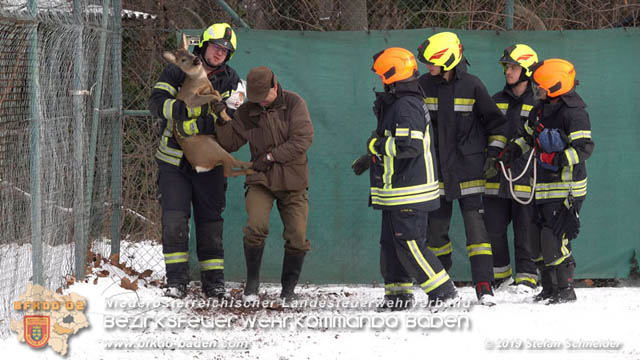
[
  {"x1": 427, "y1": 242, "x2": 452, "y2": 257},
  {"x1": 488, "y1": 135, "x2": 507, "y2": 149},
  {"x1": 395, "y1": 128, "x2": 409, "y2": 137},
  {"x1": 164, "y1": 252, "x2": 188, "y2": 264},
  {"x1": 564, "y1": 147, "x2": 580, "y2": 166},
  {"x1": 384, "y1": 283, "x2": 414, "y2": 295},
  {"x1": 200, "y1": 258, "x2": 224, "y2": 271},
  {"x1": 467, "y1": 243, "x2": 492, "y2": 257},
  {"x1": 154, "y1": 82, "x2": 177, "y2": 97},
  {"x1": 453, "y1": 98, "x2": 475, "y2": 112},
  {"x1": 460, "y1": 180, "x2": 486, "y2": 196},
  {"x1": 568, "y1": 130, "x2": 592, "y2": 141},
  {"x1": 494, "y1": 265, "x2": 513, "y2": 279},
  {"x1": 162, "y1": 99, "x2": 176, "y2": 121},
  {"x1": 407, "y1": 240, "x2": 437, "y2": 277},
  {"x1": 419, "y1": 269, "x2": 450, "y2": 293},
  {"x1": 515, "y1": 273, "x2": 537, "y2": 286}
]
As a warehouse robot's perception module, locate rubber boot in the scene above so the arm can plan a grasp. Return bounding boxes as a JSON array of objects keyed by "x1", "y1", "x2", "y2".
[
  {"x1": 550, "y1": 261, "x2": 576, "y2": 304},
  {"x1": 280, "y1": 251, "x2": 306, "y2": 300},
  {"x1": 533, "y1": 266, "x2": 557, "y2": 302},
  {"x1": 243, "y1": 243, "x2": 265, "y2": 298}
]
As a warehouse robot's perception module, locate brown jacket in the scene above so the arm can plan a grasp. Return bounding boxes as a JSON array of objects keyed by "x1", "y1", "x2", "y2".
[{"x1": 215, "y1": 86, "x2": 314, "y2": 191}]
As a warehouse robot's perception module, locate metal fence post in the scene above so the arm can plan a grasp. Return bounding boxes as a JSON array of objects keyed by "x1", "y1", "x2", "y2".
[
  {"x1": 72, "y1": 0, "x2": 88, "y2": 280},
  {"x1": 111, "y1": 0, "x2": 123, "y2": 257},
  {"x1": 28, "y1": 0, "x2": 43, "y2": 286},
  {"x1": 506, "y1": 0, "x2": 514, "y2": 31}
]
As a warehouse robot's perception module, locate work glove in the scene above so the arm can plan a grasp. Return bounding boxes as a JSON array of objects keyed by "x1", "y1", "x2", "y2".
[
  {"x1": 496, "y1": 142, "x2": 517, "y2": 169},
  {"x1": 352, "y1": 154, "x2": 370, "y2": 176},
  {"x1": 551, "y1": 194, "x2": 580, "y2": 240},
  {"x1": 483, "y1": 156, "x2": 498, "y2": 179},
  {"x1": 537, "y1": 151, "x2": 560, "y2": 172},
  {"x1": 251, "y1": 153, "x2": 274, "y2": 172}
]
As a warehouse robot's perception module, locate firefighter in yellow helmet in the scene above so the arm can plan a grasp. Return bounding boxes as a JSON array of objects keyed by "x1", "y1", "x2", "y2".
[
  {"x1": 148, "y1": 23, "x2": 246, "y2": 299},
  {"x1": 498, "y1": 59, "x2": 594, "y2": 303},
  {"x1": 483, "y1": 44, "x2": 539, "y2": 294},
  {"x1": 352, "y1": 48, "x2": 460, "y2": 311},
  {"x1": 416, "y1": 32, "x2": 509, "y2": 306}
]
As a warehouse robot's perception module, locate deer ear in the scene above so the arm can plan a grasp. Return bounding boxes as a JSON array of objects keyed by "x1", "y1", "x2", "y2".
[
  {"x1": 179, "y1": 33, "x2": 188, "y2": 51},
  {"x1": 163, "y1": 51, "x2": 177, "y2": 64}
]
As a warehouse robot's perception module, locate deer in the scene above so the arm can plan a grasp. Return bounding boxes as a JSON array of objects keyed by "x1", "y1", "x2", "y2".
[{"x1": 162, "y1": 34, "x2": 254, "y2": 177}]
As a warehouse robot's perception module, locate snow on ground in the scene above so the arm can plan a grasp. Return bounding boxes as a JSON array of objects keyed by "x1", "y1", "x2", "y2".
[{"x1": 3, "y1": 270, "x2": 640, "y2": 360}]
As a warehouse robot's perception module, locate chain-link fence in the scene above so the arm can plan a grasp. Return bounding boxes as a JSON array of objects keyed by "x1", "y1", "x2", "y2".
[{"x1": 0, "y1": 0, "x2": 122, "y2": 337}]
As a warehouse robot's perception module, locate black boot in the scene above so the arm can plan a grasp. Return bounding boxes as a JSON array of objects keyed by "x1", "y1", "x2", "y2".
[
  {"x1": 533, "y1": 266, "x2": 557, "y2": 302},
  {"x1": 428, "y1": 280, "x2": 460, "y2": 310},
  {"x1": 197, "y1": 221, "x2": 225, "y2": 299},
  {"x1": 243, "y1": 243, "x2": 265, "y2": 298},
  {"x1": 280, "y1": 251, "x2": 306, "y2": 300},
  {"x1": 201, "y1": 271, "x2": 225, "y2": 299},
  {"x1": 163, "y1": 283, "x2": 187, "y2": 299},
  {"x1": 550, "y1": 262, "x2": 576, "y2": 304}
]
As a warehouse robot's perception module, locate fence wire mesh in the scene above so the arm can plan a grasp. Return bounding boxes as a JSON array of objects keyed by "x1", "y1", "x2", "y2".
[{"x1": 0, "y1": 0, "x2": 120, "y2": 337}]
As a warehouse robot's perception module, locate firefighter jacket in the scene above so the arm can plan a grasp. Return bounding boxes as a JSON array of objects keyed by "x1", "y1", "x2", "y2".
[
  {"x1": 417, "y1": 60, "x2": 508, "y2": 200},
  {"x1": 485, "y1": 83, "x2": 536, "y2": 199},
  {"x1": 512, "y1": 91, "x2": 594, "y2": 203},
  {"x1": 215, "y1": 85, "x2": 314, "y2": 192},
  {"x1": 148, "y1": 63, "x2": 242, "y2": 167},
  {"x1": 368, "y1": 81, "x2": 440, "y2": 212}
]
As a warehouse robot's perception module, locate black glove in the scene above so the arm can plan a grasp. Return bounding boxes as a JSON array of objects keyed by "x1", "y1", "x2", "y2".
[
  {"x1": 483, "y1": 156, "x2": 498, "y2": 179},
  {"x1": 252, "y1": 154, "x2": 273, "y2": 172},
  {"x1": 551, "y1": 195, "x2": 580, "y2": 240},
  {"x1": 496, "y1": 142, "x2": 517, "y2": 169},
  {"x1": 211, "y1": 101, "x2": 227, "y2": 116},
  {"x1": 352, "y1": 154, "x2": 370, "y2": 176}
]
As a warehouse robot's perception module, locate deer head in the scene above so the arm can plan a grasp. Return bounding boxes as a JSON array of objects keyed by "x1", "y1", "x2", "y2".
[{"x1": 162, "y1": 33, "x2": 203, "y2": 77}]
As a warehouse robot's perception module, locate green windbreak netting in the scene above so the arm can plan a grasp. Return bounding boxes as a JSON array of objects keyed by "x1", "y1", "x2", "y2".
[{"x1": 181, "y1": 28, "x2": 640, "y2": 282}]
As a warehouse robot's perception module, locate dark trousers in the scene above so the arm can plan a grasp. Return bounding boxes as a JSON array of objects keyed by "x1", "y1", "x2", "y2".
[
  {"x1": 483, "y1": 196, "x2": 537, "y2": 286},
  {"x1": 380, "y1": 209, "x2": 451, "y2": 296},
  {"x1": 530, "y1": 200, "x2": 583, "y2": 268},
  {"x1": 157, "y1": 161, "x2": 226, "y2": 285},
  {"x1": 427, "y1": 195, "x2": 493, "y2": 283}
]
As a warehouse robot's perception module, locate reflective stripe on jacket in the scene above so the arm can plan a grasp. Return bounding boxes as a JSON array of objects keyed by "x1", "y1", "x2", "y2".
[{"x1": 418, "y1": 60, "x2": 508, "y2": 200}]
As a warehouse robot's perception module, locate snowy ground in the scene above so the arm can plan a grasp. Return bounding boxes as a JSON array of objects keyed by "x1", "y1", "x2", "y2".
[{"x1": 3, "y1": 270, "x2": 640, "y2": 360}]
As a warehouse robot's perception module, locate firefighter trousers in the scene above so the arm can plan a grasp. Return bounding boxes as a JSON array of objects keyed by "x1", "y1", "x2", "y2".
[
  {"x1": 157, "y1": 161, "x2": 226, "y2": 287},
  {"x1": 483, "y1": 196, "x2": 537, "y2": 287},
  {"x1": 530, "y1": 200, "x2": 583, "y2": 268},
  {"x1": 380, "y1": 209, "x2": 453, "y2": 297},
  {"x1": 426, "y1": 195, "x2": 493, "y2": 284}
]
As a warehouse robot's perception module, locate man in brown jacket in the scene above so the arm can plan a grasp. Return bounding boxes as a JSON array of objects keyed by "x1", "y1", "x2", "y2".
[{"x1": 215, "y1": 66, "x2": 314, "y2": 301}]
